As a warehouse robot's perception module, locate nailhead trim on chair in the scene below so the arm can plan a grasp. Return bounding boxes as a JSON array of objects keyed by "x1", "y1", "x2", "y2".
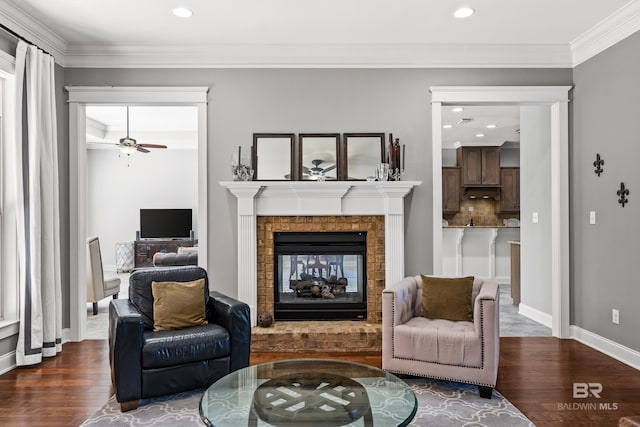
[{"x1": 387, "y1": 289, "x2": 496, "y2": 388}]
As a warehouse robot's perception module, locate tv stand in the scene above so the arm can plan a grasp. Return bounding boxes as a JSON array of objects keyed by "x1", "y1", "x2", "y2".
[{"x1": 134, "y1": 239, "x2": 194, "y2": 268}]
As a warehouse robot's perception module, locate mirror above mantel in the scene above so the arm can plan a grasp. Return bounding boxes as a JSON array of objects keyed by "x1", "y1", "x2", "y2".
[{"x1": 251, "y1": 132, "x2": 390, "y2": 182}]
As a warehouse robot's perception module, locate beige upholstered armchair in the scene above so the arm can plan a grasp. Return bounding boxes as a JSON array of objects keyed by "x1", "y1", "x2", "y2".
[
  {"x1": 382, "y1": 275, "x2": 499, "y2": 398},
  {"x1": 87, "y1": 236, "x2": 120, "y2": 315}
]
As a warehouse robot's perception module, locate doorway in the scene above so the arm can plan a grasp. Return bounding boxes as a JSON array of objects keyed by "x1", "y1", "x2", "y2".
[
  {"x1": 84, "y1": 105, "x2": 200, "y2": 337},
  {"x1": 67, "y1": 86, "x2": 209, "y2": 341},
  {"x1": 430, "y1": 86, "x2": 571, "y2": 338}
]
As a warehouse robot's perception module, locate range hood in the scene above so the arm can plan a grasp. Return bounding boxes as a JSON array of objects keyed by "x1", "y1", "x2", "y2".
[{"x1": 462, "y1": 187, "x2": 500, "y2": 200}]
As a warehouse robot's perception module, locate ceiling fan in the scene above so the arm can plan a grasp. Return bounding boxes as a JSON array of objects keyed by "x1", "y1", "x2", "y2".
[
  {"x1": 302, "y1": 159, "x2": 336, "y2": 179},
  {"x1": 115, "y1": 106, "x2": 167, "y2": 155}
]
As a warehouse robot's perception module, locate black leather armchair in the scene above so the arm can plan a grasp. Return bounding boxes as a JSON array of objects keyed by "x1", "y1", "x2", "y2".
[{"x1": 109, "y1": 266, "x2": 251, "y2": 411}]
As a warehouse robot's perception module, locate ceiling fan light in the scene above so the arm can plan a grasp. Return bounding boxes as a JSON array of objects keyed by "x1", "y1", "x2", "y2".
[{"x1": 119, "y1": 144, "x2": 137, "y2": 155}]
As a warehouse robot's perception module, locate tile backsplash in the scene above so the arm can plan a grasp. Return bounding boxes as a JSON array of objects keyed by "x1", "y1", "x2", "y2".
[{"x1": 446, "y1": 199, "x2": 519, "y2": 226}]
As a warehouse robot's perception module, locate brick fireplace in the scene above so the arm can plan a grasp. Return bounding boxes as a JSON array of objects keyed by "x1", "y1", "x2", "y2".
[
  {"x1": 257, "y1": 215, "x2": 386, "y2": 323},
  {"x1": 222, "y1": 181, "x2": 420, "y2": 352}
]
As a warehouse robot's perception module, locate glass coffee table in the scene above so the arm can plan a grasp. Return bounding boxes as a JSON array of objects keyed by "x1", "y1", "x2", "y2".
[{"x1": 199, "y1": 359, "x2": 417, "y2": 426}]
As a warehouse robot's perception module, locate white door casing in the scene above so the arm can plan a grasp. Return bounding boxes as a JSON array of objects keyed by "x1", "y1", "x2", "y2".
[
  {"x1": 430, "y1": 86, "x2": 571, "y2": 338},
  {"x1": 66, "y1": 86, "x2": 208, "y2": 341}
]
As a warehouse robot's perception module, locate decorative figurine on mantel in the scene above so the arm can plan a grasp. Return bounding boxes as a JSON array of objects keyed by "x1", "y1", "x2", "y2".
[
  {"x1": 232, "y1": 145, "x2": 254, "y2": 181},
  {"x1": 387, "y1": 133, "x2": 404, "y2": 181}
]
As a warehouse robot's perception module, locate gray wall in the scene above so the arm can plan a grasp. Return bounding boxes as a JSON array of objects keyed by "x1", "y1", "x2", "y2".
[
  {"x1": 572, "y1": 31, "x2": 640, "y2": 351},
  {"x1": 520, "y1": 106, "x2": 552, "y2": 315},
  {"x1": 64, "y1": 68, "x2": 571, "y2": 302}
]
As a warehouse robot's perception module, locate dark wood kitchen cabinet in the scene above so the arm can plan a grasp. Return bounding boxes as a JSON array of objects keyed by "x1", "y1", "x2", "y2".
[
  {"x1": 442, "y1": 167, "x2": 461, "y2": 214},
  {"x1": 498, "y1": 167, "x2": 520, "y2": 213},
  {"x1": 457, "y1": 146, "x2": 500, "y2": 186}
]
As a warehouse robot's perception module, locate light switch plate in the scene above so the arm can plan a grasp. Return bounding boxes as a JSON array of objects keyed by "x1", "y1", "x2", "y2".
[
  {"x1": 589, "y1": 211, "x2": 596, "y2": 225},
  {"x1": 532, "y1": 212, "x2": 539, "y2": 223}
]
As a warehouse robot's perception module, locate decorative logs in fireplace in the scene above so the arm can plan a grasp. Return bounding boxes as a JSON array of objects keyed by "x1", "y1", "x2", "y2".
[
  {"x1": 274, "y1": 231, "x2": 367, "y2": 321},
  {"x1": 292, "y1": 273, "x2": 348, "y2": 299}
]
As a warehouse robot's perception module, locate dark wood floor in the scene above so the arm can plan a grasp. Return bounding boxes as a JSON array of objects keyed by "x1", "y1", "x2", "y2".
[{"x1": 0, "y1": 337, "x2": 638, "y2": 426}]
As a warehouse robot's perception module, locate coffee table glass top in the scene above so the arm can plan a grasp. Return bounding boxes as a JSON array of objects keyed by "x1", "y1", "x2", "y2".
[{"x1": 199, "y1": 359, "x2": 417, "y2": 426}]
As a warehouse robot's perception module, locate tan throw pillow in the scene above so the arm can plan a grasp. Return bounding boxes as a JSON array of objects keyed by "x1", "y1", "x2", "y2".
[
  {"x1": 151, "y1": 279, "x2": 207, "y2": 331},
  {"x1": 421, "y1": 275, "x2": 474, "y2": 322}
]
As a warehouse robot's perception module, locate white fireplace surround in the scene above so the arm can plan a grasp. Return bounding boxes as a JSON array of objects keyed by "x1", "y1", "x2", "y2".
[{"x1": 221, "y1": 181, "x2": 421, "y2": 325}]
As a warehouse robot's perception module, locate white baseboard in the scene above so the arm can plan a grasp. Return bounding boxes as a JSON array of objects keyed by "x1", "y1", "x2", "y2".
[
  {"x1": 0, "y1": 350, "x2": 16, "y2": 375},
  {"x1": 518, "y1": 303, "x2": 552, "y2": 328},
  {"x1": 571, "y1": 325, "x2": 640, "y2": 371}
]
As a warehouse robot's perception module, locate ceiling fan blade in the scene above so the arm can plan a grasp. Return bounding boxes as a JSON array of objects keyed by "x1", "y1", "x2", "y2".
[
  {"x1": 302, "y1": 166, "x2": 311, "y2": 174},
  {"x1": 138, "y1": 143, "x2": 167, "y2": 149},
  {"x1": 323, "y1": 165, "x2": 337, "y2": 173},
  {"x1": 137, "y1": 146, "x2": 150, "y2": 153}
]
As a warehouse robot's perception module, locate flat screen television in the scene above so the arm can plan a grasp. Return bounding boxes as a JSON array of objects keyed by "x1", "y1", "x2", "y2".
[{"x1": 140, "y1": 208, "x2": 192, "y2": 239}]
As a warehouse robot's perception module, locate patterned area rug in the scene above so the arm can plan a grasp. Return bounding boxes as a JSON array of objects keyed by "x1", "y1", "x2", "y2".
[{"x1": 81, "y1": 378, "x2": 533, "y2": 426}]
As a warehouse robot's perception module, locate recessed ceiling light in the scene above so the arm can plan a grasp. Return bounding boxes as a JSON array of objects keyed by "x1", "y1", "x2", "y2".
[
  {"x1": 172, "y1": 7, "x2": 193, "y2": 18},
  {"x1": 486, "y1": 124, "x2": 497, "y2": 129},
  {"x1": 443, "y1": 124, "x2": 453, "y2": 129},
  {"x1": 452, "y1": 107, "x2": 464, "y2": 113},
  {"x1": 476, "y1": 133, "x2": 485, "y2": 138},
  {"x1": 454, "y1": 7, "x2": 475, "y2": 19}
]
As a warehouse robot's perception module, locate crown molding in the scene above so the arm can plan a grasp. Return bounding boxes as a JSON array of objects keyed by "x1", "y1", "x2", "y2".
[
  {"x1": 5, "y1": 0, "x2": 637, "y2": 69},
  {"x1": 0, "y1": 1, "x2": 67, "y2": 63},
  {"x1": 571, "y1": 0, "x2": 640, "y2": 67},
  {"x1": 63, "y1": 43, "x2": 572, "y2": 69}
]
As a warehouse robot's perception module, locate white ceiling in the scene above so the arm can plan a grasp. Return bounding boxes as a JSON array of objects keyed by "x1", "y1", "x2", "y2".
[
  {"x1": 2, "y1": 0, "x2": 639, "y2": 67},
  {"x1": 441, "y1": 105, "x2": 520, "y2": 149},
  {"x1": 86, "y1": 106, "x2": 198, "y2": 150}
]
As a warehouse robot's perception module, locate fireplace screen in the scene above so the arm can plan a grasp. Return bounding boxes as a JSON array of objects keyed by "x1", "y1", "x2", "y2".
[{"x1": 274, "y1": 232, "x2": 367, "y2": 320}]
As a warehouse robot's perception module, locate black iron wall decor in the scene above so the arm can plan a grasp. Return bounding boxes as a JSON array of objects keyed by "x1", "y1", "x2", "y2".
[
  {"x1": 593, "y1": 153, "x2": 604, "y2": 176},
  {"x1": 617, "y1": 182, "x2": 629, "y2": 207}
]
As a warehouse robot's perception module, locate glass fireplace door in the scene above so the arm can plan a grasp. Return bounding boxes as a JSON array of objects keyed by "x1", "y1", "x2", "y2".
[{"x1": 274, "y1": 232, "x2": 367, "y2": 320}]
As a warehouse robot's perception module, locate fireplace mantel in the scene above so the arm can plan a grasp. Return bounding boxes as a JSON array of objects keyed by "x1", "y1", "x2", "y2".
[{"x1": 221, "y1": 181, "x2": 421, "y2": 325}]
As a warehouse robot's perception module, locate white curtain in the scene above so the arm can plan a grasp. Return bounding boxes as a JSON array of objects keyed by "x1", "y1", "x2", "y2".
[{"x1": 14, "y1": 40, "x2": 62, "y2": 365}]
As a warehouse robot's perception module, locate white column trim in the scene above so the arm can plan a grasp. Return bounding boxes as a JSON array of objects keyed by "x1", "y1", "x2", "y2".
[
  {"x1": 431, "y1": 101, "x2": 443, "y2": 276},
  {"x1": 454, "y1": 228, "x2": 465, "y2": 277},
  {"x1": 489, "y1": 228, "x2": 499, "y2": 280}
]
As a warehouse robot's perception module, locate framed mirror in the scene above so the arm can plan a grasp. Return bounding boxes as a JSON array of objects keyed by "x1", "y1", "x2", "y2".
[
  {"x1": 298, "y1": 133, "x2": 340, "y2": 180},
  {"x1": 252, "y1": 133, "x2": 295, "y2": 180},
  {"x1": 341, "y1": 133, "x2": 385, "y2": 180}
]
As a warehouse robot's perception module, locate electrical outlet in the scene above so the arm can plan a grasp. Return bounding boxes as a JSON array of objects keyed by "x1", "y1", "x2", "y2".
[
  {"x1": 532, "y1": 212, "x2": 539, "y2": 223},
  {"x1": 612, "y1": 309, "x2": 620, "y2": 325},
  {"x1": 589, "y1": 211, "x2": 596, "y2": 225}
]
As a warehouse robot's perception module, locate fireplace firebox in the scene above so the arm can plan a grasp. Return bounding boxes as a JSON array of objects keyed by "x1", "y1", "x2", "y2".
[{"x1": 274, "y1": 232, "x2": 367, "y2": 320}]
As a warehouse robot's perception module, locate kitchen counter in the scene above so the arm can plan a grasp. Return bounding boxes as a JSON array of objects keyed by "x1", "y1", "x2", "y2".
[{"x1": 442, "y1": 226, "x2": 520, "y2": 283}]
